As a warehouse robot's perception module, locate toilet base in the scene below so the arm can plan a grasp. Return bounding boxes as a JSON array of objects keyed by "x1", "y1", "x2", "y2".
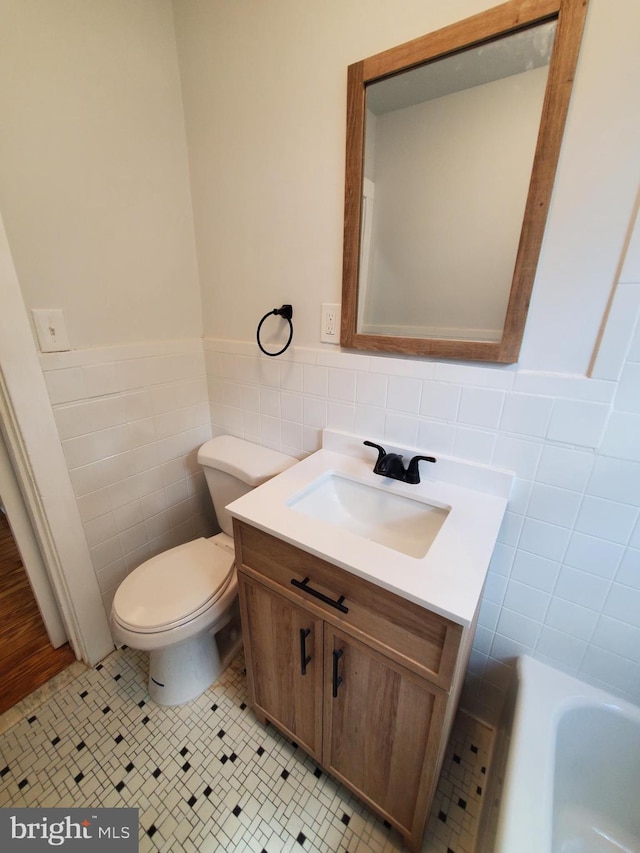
[{"x1": 148, "y1": 613, "x2": 242, "y2": 706}]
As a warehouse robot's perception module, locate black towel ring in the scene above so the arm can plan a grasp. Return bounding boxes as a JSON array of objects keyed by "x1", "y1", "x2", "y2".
[{"x1": 256, "y1": 304, "x2": 294, "y2": 357}]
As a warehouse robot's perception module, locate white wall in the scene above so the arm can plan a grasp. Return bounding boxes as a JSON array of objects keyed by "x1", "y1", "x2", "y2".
[
  {"x1": 39, "y1": 341, "x2": 215, "y2": 616},
  {"x1": 0, "y1": 0, "x2": 208, "y2": 653},
  {"x1": 173, "y1": 0, "x2": 486, "y2": 349},
  {"x1": 521, "y1": 0, "x2": 640, "y2": 372},
  {"x1": 0, "y1": 0, "x2": 202, "y2": 348},
  {"x1": 174, "y1": 0, "x2": 639, "y2": 376}
]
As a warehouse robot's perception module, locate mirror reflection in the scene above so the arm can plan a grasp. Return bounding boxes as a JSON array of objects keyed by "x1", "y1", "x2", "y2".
[{"x1": 359, "y1": 22, "x2": 556, "y2": 343}]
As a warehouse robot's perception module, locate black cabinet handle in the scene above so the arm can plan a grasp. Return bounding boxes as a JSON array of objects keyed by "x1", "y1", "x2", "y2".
[
  {"x1": 291, "y1": 577, "x2": 349, "y2": 614},
  {"x1": 299, "y1": 628, "x2": 311, "y2": 675},
  {"x1": 332, "y1": 648, "x2": 344, "y2": 698}
]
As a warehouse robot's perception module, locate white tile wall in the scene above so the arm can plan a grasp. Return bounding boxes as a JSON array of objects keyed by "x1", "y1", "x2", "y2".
[
  {"x1": 203, "y1": 326, "x2": 640, "y2": 724},
  {"x1": 38, "y1": 307, "x2": 640, "y2": 724},
  {"x1": 40, "y1": 341, "x2": 215, "y2": 616}
]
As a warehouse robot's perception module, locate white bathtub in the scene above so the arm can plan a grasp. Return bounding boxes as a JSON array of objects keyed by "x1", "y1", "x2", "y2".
[{"x1": 490, "y1": 655, "x2": 640, "y2": 853}]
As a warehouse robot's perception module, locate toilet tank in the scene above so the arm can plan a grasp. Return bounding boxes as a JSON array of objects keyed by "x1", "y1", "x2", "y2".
[{"x1": 197, "y1": 436, "x2": 296, "y2": 536}]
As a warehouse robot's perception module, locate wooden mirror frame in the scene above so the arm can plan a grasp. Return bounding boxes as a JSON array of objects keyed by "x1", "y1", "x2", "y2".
[{"x1": 340, "y1": 0, "x2": 588, "y2": 363}]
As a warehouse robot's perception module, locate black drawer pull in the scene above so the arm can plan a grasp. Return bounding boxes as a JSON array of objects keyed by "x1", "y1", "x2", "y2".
[
  {"x1": 299, "y1": 628, "x2": 311, "y2": 675},
  {"x1": 332, "y1": 648, "x2": 344, "y2": 697},
  {"x1": 291, "y1": 577, "x2": 349, "y2": 614}
]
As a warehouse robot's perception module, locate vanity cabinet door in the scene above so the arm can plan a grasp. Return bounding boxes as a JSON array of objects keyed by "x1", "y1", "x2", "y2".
[
  {"x1": 238, "y1": 573, "x2": 323, "y2": 761},
  {"x1": 323, "y1": 626, "x2": 447, "y2": 847}
]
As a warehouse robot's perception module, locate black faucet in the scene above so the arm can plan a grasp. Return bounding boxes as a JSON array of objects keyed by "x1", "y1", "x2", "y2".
[{"x1": 363, "y1": 441, "x2": 436, "y2": 485}]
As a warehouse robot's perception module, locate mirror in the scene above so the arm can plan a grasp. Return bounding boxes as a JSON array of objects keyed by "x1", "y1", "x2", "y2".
[{"x1": 341, "y1": 0, "x2": 589, "y2": 363}]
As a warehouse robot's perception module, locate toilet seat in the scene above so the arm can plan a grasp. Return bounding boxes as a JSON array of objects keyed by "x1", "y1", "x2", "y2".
[{"x1": 112, "y1": 537, "x2": 235, "y2": 634}]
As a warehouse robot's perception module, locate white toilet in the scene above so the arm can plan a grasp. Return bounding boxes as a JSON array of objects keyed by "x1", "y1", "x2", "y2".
[{"x1": 110, "y1": 435, "x2": 295, "y2": 706}]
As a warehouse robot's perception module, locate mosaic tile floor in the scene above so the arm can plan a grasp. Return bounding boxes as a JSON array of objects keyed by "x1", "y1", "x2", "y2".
[{"x1": 0, "y1": 648, "x2": 493, "y2": 852}]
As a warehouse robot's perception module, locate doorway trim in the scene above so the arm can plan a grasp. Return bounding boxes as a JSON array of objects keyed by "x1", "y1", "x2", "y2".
[
  {"x1": 0, "y1": 212, "x2": 113, "y2": 665},
  {"x1": 0, "y1": 430, "x2": 67, "y2": 647}
]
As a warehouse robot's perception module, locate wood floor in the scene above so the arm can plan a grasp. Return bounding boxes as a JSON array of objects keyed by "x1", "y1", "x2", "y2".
[{"x1": 0, "y1": 511, "x2": 76, "y2": 714}]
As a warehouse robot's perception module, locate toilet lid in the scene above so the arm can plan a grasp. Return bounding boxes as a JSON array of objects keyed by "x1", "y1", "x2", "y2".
[{"x1": 112, "y1": 538, "x2": 234, "y2": 632}]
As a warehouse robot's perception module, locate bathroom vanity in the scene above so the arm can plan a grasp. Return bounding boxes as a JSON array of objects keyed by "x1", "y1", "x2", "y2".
[{"x1": 229, "y1": 431, "x2": 512, "y2": 852}]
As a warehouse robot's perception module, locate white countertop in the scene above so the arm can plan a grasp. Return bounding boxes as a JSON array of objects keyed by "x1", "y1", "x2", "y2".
[{"x1": 227, "y1": 435, "x2": 511, "y2": 628}]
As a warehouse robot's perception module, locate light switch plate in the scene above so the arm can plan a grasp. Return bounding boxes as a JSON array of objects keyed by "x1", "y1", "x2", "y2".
[{"x1": 31, "y1": 309, "x2": 71, "y2": 352}]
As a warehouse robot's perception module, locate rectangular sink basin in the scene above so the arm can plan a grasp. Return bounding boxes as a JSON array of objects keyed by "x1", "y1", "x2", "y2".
[{"x1": 287, "y1": 472, "x2": 450, "y2": 558}]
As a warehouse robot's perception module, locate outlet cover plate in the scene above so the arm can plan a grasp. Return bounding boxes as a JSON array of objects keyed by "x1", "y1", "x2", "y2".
[{"x1": 321, "y1": 303, "x2": 341, "y2": 344}]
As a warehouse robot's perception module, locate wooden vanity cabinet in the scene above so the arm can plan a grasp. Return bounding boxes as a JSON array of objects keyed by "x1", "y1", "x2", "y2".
[
  {"x1": 239, "y1": 576, "x2": 324, "y2": 761},
  {"x1": 234, "y1": 519, "x2": 467, "y2": 853},
  {"x1": 322, "y1": 625, "x2": 448, "y2": 840}
]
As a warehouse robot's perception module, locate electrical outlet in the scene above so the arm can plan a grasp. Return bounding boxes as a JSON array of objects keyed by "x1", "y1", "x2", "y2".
[
  {"x1": 31, "y1": 309, "x2": 70, "y2": 352},
  {"x1": 321, "y1": 303, "x2": 340, "y2": 344}
]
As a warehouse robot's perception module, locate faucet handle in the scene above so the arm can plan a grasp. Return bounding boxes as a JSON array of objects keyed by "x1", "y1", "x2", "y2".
[
  {"x1": 405, "y1": 454, "x2": 436, "y2": 484},
  {"x1": 364, "y1": 441, "x2": 435, "y2": 484},
  {"x1": 363, "y1": 440, "x2": 387, "y2": 466}
]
